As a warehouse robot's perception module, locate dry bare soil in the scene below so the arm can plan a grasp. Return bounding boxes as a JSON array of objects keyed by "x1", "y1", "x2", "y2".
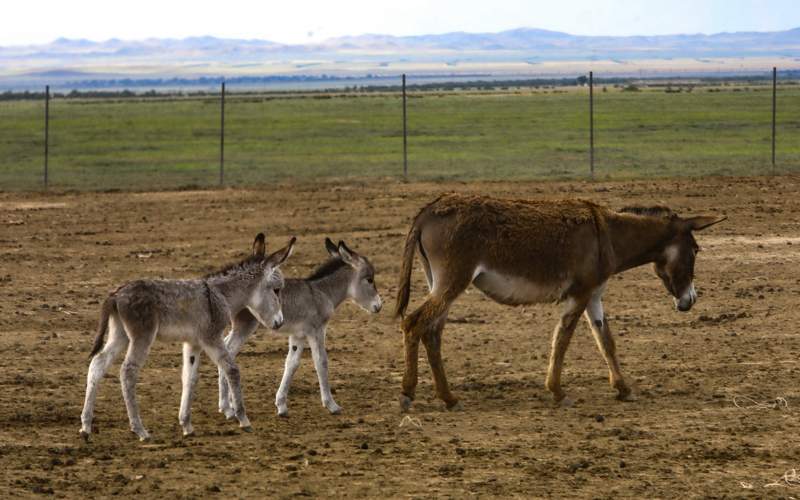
[{"x1": 2, "y1": 176, "x2": 800, "y2": 498}]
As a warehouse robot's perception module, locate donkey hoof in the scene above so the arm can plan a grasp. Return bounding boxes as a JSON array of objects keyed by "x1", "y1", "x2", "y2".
[
  {"x1": 399, "y1": 394, "x2": 413, "y2": 413},
  {"x1": 79, "y1": 430, "x2": 90, "y2": 443},
  {"x1": 223, "y1": 408, "x2": 236, "y2": 420},
  {"x1": 241, "y1": 425, "x2": 254, "y2": 433},
  {"x1": 277, "y1": 409, "x2": 289, "y2": 418},
  {"x1": 326, "y1": 403, "x2": 342, "y2": 415},
  {"x1": 182, "y1": 429, "x2": 195, "y2": 438},
  {"x1": 616, "y1": 391, "x2": 636, "y2": 402},
  {"x1": 138, "y1": 434, "x2": 151, "y2": 442},
  {"x1": 445, "y1": 400, "x2": 463, "y2": 412}
]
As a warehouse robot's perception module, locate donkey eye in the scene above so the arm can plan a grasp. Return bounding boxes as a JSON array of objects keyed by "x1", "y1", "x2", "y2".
[
  {"x1": 274, "y1": 288, "x2": 281, "y2": 296},
  {"x1": 366, "y1": 277, "x2": 374, "y2": 284}
]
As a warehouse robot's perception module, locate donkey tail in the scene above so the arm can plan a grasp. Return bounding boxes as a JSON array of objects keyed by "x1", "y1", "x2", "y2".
[
  {"x1": 395, "y1": 223, "x2": 421, "y2": 319},
  {"x1": 89, "y1": 295, "x2": 117, "y2": 358}
]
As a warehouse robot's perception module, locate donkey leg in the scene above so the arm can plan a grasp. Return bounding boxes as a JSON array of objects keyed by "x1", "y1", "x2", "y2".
[
  {"x1": 401, "y1": 278, "x2": 466, "y2": 412},
  {"x1": 80, "y1": 317, "x2": 128, "y2": 440},
  {"x1": 421, "y1": 323, "x2": 460, "y2": 410},
  {"x1": 584, "y1": 296, "x2": 631, "y2": 401},
  {"x1": 545, "y1": 297, "x2": 587, "y2": 406},
  {"x1": 400, "y1": 326, "x2": 421, "y2": 412},
  {"x1": 179, "y1": 342, "x2": 202, "y2": 436},
  {"x1": 218, "y1": 327, "x2": 243, "y2": 419},
  {"x1": 219, "y1": 312, "x2": 259, "y2": 419},
  {"x1": 119, "y1": 330, "x2": 155, "y2": 441},
  {"x1": 308, "y1": 331, "x2": 342, "y2": 415},
  {"x1": 275, "y1": 335, "x2": 305, "y2": 417},
  {"x1": 203, "y1": 337, "x2": 252, "y2": 431}
]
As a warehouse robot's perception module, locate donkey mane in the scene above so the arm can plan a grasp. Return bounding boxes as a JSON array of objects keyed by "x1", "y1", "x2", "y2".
[
  {"x1": 204, "y1": 254, "x2": 265, "y2": 279},
  {"x1": 307, "y1": 257, "x2": 348, "y2": 281},
  {"x1": 619, "y1": 205, "x2": 675, "y2": 218}
]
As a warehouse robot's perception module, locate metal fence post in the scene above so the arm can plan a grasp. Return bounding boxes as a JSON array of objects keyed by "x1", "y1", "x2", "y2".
[
  {"x1": 220, "y1": 81, "x2": 226, "y2": 186},
  {"x1": 402, "y1": 74, "x2": 408, "y2": 180},
  {"x1": 772, "y1": 67, "x2": 776, "y2": 170},
  {"x1": 589, "y1": 71, "x2": 594, "y2": 179},
  {"x1": 44, "y1": 85, "x2": 49, "y2": 189}
]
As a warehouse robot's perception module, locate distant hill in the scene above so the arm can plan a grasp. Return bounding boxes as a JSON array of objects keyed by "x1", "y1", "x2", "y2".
[
  {"x1": 1, "y1": 27, "x2": 799, "y2": 90},
  {"x1": 320, "y1": 27, "x2": 800, "y2": 55},
  {"x1": 4, "y1": 27, "x2": 800, "y2": 59}
]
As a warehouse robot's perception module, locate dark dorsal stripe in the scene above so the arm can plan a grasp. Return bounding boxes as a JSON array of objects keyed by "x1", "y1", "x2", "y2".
[
  {"x1": 619, "y1": 205, "x2": 675, "y2": 218},
  {"x1": 204, "y1": 254, "x2": 265, "y2": 279},
  {"x1": 307, "y1": 257, "x2": 348, "y2": 281}
]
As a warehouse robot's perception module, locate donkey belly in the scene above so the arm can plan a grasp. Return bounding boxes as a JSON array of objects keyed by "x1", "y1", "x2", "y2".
[
  {"x1": 472, "y1": 266, "x2": 565, "y2": 306},
  {"x1": 157, "y1": 322, "x2": 200, "y2": 342}
]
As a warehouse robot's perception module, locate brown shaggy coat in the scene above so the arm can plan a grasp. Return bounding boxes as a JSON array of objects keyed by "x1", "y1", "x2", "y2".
[{"x1": 395, "y1": 193, "x2": 724, "y2": 411}]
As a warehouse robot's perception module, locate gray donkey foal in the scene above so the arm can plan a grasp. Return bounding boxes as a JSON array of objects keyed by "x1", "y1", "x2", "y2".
[
  {"x1": 80, "y1": 233, "x2": 295, "y2": 441},
  {"x1": 219, "y1": 238, "x2": 382, "y2": 418}
]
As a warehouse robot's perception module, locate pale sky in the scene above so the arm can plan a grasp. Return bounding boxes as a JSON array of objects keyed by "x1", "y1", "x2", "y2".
[{"x1": 2, "y1": 0, "x2": 799, "y2": 46}]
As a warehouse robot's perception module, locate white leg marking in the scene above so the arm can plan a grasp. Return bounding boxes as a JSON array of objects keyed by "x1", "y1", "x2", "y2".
[
  {"x1": 275, "y1": 335, "x2": 305, "y2": 417},
  {"x1": 179, "y1": 342, "x2": 201, "y2": 436},
  {"x1": 219, "y1": 330, "x2": 242, "y2": 418},
  {"x1": 308, "y1": 330, "x2": 341, "y2": 415},
  {"x1": 80, "y1": 317, "x2": 128, "y2": 437},
  {"x1": 585, "y1": 285, "x2": 606, "y2": 327},
  {"x1": 203, "y1": 340, "x2": 250, "y2": 429},
  {"x1": 120, "y1": 347, "x2": 152, "y2": 441},
  {"x1": 219, "y1": 320, "x2": 258, "y2": 419},
  {"x1": 582, "y1": 282, "x2": 630, "y2": 399}
]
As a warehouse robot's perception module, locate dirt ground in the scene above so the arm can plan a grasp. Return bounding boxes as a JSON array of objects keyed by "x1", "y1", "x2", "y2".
[{"x1": 2, "y1": 176, "x2": 800, "y2": 498}]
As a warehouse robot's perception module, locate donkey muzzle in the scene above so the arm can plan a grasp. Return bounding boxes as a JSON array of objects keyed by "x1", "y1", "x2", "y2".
[
  {"x1": 272, "y1": 312, "x2": 284, "y2": 330},
  {"x1": 675, "y1": 283, "x2": 697, "y2": 312}
]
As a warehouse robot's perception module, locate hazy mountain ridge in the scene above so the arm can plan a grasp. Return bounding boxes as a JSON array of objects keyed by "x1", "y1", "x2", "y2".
[
  {"x1": 1, "y1": 27, "x2": 799, "y2": 90},
  {"x1": 3, "y1": 27, "x2": 800, "y2": 60}
]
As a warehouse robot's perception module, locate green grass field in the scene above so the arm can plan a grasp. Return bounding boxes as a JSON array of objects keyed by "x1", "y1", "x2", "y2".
[{"x1": 1, "y1": 85, "x2": 798, "y2": 190}]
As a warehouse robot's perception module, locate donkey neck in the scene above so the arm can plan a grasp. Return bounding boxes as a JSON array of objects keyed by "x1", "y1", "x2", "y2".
[
  {"x1": 607, "y1": 214, "x2": 674, "y2": 273},
  {"x1": 308, "y1": 265, "x2": 353, "y2": 311},
  {"x1": 205, "y1": 272, "x2": 263, "y2": 313}
]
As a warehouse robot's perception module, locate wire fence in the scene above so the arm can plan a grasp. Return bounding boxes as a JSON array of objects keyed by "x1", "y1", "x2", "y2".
[{"x1": 1, "y1": 70, "x2": 798, "y2": 191}]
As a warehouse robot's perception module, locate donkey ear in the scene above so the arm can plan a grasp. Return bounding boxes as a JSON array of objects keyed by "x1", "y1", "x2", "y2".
[
  {"x1": 338, "y1": 240, "x2": 357, "y2": 266},
  {"x1": 324, "y1": 237, "x2": 339, "y2": 257},
  {"x1": 684, "y1": 215, "x2": 727, "y2": 231},
  {"x1": 252, "y1": 233, "x2": 267, "y2": 257},
  {"x1": 266, "y1": 236, "x2": 296, "y2": 269}
]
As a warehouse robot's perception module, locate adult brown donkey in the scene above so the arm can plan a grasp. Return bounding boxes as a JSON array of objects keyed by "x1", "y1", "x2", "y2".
[{"x1": 395, "y1": 193, "x2": 725, "y2": 411}]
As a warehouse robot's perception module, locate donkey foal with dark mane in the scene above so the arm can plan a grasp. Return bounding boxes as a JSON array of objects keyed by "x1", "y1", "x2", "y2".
[
  {"x1": 218, "y1": 238, "x2": 382, "y2": 418},
  {"x1": 80, "y1": 233, "x2": 295, "y2": 441},
  {"x1": 395, "y1": 194, "x2": 725, "y2": 411}
]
